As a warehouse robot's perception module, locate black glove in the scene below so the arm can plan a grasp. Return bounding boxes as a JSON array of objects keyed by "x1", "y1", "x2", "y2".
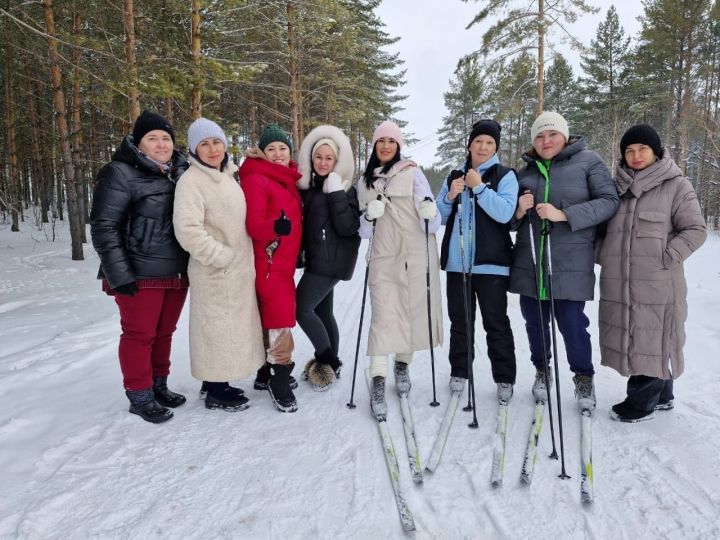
[
  {"x1": 114, "y1": 282, "x2": 139, "y2": 296},
  {"x1": 274, "y1": 210, "x2": 291, "y2": 236}
]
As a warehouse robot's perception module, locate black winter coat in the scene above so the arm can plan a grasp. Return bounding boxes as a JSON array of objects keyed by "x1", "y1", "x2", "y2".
[
  {"x1": 90, "y1": 136, "x2": 189, "y2": 289},
  {"x1": 300, "y1": 179, "x2": 361, "y2": 280}
]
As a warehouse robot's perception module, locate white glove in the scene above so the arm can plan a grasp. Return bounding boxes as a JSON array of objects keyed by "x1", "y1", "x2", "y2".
[
  {"x1": 324, "y1": 172, "x2": 343, "y2": 193},
  {"x1": 365, "y1": 199, "x2": 386, "y2": 221},
  {"x1": 418, "y1": 199, "x2": 438, "y2": 220}
]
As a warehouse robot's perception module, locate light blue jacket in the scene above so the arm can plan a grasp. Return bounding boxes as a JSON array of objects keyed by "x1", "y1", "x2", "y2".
[{"x1": 436, "y1": 154, "x2": 518, "y2": 275}]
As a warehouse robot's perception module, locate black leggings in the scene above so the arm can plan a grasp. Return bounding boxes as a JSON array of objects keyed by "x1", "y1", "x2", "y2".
[{"x1": 296, "y1": 272, "x2": 340, "y2": 356}]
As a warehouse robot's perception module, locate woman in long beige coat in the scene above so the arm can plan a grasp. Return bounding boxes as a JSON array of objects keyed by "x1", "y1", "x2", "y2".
[
  {"x1": 174, "y1": 118, "x2": 265, "y2": 411},
  {"x1": 357, "y1": 120, "x2": 442, "y2": 420},
  {"x1": 597, "y1": 124, "x2": 706, "y2": 422}
]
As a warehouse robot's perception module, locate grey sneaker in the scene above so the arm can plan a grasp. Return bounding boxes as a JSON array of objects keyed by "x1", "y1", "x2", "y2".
[
  {"x1": 394, "y1": 361, "x2": 411, "y2": 395},
  {"x1": 573, "y1": 374, "x2": 596, "y2": 411},
  {"x1": 449, "y1": 376, "x2": 466, "y2": 394},
  {"x1": 370, "y1": 376, "x2": 387, "y2": 421},
  {"x1": 532, "y1": 367, "x2": 552, "y2": 402},
  {"x1": 497, "y1": 382, "x2": 513, "y2": 402}
]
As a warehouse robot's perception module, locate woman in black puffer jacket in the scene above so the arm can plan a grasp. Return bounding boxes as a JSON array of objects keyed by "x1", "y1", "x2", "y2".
[
  {"x1": 296, "y1": 125, "x2": 360, "y2": 391},
  {"x1": 90, "y1": 110, "x2": 189, "y2": 424}
]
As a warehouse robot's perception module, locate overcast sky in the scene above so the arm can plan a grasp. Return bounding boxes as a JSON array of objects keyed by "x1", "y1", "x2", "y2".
[{"x1": 375, "y1": 1, "x2": 645, "y2": 167}]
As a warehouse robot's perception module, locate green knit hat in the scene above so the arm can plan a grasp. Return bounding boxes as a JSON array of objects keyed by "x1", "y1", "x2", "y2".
[{"x1": 258, "y1": 123, "x2": 293, "y2": 151}]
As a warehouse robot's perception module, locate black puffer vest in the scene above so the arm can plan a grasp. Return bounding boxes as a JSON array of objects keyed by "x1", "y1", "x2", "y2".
[{"x1": 440, "y1": 164, "x2": 514, "y2": 269}]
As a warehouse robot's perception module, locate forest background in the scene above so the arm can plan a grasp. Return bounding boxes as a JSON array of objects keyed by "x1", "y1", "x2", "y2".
[{"x1": 0, "y1": 0, "x2": 719, "y2": 261}]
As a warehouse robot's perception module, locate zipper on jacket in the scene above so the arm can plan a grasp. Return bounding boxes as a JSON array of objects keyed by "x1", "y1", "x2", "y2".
[{"x1": 321, "y1": 228, "x2": 329, "y2": 261}]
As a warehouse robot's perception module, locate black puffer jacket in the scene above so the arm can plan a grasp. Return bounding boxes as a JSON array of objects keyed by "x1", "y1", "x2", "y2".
[
  {"x1": 301, "y1": 177, "x2": 361, "y2": 280},
  {"x1": 90, "y1": 136, "x2": 189, "y2": 289}
]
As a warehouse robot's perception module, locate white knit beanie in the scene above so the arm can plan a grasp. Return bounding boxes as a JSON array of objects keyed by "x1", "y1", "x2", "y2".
[
  {"x1": 188, "y1": 118, "x2": 228, "y2": 154},
  {"x1": 530, "y1": 111, "x2": 569, "y2": 141},
  {"x1": 371, "y1": 120, "x2": 403, "y2": 147}
]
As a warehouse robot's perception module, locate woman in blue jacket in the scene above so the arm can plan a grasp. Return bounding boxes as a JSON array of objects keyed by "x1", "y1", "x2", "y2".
[{"x1": 436, "y1": 119, "x2": 518, "y2": 401}]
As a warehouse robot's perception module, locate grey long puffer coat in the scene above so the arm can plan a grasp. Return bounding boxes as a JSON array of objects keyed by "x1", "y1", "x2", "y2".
[
  {"x1": 597, "y1": 153, "x2": 706, "y2": 379},
  {"x1": 510, "y1": 137, "x2": 619, "y2": 301}
]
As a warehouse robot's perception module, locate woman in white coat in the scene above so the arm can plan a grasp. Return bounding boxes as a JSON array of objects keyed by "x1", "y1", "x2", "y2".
[
  {"x1": 357, "y1": 120, "x2": 443, "y2": 419},
  {"x1": 173, "y1": 118, "x2": 265, "y2": 411}
]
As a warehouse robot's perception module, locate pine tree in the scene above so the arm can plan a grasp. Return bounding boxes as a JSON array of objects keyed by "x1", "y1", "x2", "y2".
[
  {"x1": 463, "y1": 0, "x2": 596, "y2": 116},
  {"x1": 577, "y1": 5, "x2": 633, "y2": 165}
]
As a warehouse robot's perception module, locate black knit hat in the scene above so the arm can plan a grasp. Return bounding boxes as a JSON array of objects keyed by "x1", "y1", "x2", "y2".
[
  {"x1": 132, "y1": 110, "x2": 175, "y2": 143},
  {"x1": 620, "y1": 124, "x2": 663, "y2": 163},
  {"x1": 467, "y1": 119, "x2": 501, "y2": 149}
]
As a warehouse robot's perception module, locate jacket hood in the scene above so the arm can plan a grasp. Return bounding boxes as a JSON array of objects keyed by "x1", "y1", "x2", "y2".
[
  {"x1": 522, "y1": 136, "x2": 586, "y2": 165},
  {"x1": 297, "y1": 125, "x2": 355, "y2": 191},
  {"x1": 237, "y1": 154, "x2": 301, "y2": 189},
  {"x1": 186, "y1": 155, "x2": 239, "y2": 183},
  {"x1": 614, "y1": 151, "x2": 682, "y2": 198},
  {"x1": 113, "y1": 135, "x2": 188, "y2": 174}
]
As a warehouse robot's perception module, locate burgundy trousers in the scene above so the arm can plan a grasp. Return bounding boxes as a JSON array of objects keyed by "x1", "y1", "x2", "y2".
[{"x1": 114, "y1": 288, "x2": 187, "y2": 391}]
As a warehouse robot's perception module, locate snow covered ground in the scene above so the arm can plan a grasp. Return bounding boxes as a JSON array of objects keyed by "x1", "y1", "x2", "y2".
[{"x1": 1, "y1": 221, "x2": 719, "y2": 540}]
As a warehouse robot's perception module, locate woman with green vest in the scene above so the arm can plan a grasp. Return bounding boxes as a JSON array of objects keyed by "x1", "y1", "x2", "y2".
[{"x1": 511, "y1": 111, "x2": 619, "y2": 411}]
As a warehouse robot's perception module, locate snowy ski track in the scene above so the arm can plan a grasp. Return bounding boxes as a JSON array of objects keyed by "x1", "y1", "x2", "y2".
[{"x1": 1, "y1": 224, "x2": 719, "y2": 539}]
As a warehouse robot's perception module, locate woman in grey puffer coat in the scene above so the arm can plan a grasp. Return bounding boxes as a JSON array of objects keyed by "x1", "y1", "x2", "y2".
[
  {"x1": 511, "y1": 112, "x2": 619, "y2": 412},
  {"x1": 598, "y1": 124, "x2": 706, "y2": 423}
]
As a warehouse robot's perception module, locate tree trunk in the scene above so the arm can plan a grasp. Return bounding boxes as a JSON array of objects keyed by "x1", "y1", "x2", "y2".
[
  {"x1": 24, "y1": 63, "x2": 48, "y2": 224},
  {"x1": 287, "y1": 0, "x2": 300, "y2": 153},
  {"x1": 3, "y1": 42, "x2": 19, "y2": 231},
  {"x1": 123, "y1": 0, "x2": 140, "y2": 124},
  {"x1": 71, "y1": 7, "x2": 87, "y2": 240},
  {"x1": 191, "y1": 0, "x2": 202, "y2": 119},
  {"x1": 536, "y1": 0, "x2": 545, "y2": 116},
  {"x1": 43, "y1": 0, "x2": 84, "y2": 260}
]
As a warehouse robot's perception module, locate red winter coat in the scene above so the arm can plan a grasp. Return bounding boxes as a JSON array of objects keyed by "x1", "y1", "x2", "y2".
[{"x1": 238, "y1": 153, "x2": 302, "y2": 329}]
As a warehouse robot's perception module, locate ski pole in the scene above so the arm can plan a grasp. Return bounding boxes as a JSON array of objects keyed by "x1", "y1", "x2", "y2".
[
  {"x1": 544, "y1": 229, "x2": 570, "y2": 479},
  {"x1": 456, "y1": 184, "x2": 478, "y2": 428},
  {"x1": 424, "y1": 197, "x2": 440, "y2": 407},
  {"x1": 526, "y1": 202, "x2": 559, "y2": 459},
  {"x1": 347, "y1": 195, "x2": 381, "y2": 409}
]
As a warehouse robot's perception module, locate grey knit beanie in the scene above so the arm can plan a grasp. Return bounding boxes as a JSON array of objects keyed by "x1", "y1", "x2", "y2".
[{"x1": 188, "y1": 118, "x2": 227, "y2": 154}]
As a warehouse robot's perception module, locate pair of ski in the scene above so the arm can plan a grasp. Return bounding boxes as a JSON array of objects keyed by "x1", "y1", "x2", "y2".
[
  {"x1": 426, "y1": 389, "x2": 594, "y2": 504},
  {"x1": 366, "y1": 372, "x2": 421, "y2": 533},
  {"x1": 520, "y1": 398, "x2": 594, "y2": 504},
  {"x1": 425, "y1": 382, "x2": 508, "y2": 487}
]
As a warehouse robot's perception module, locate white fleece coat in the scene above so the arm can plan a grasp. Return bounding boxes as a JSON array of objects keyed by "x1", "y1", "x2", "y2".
[{"x1": 173, "y1": 157, "x2": 265, "y2": 381}]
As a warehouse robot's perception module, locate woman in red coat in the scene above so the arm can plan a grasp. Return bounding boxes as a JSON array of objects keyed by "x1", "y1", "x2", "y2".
[{"x1": 238, "y1": 123, "x2": 302, "y2": 412}]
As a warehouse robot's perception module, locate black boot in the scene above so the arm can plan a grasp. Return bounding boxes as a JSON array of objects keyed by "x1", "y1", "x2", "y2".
[
  {"x1": 199, "y1": 381, "x2": 244, "y2": 400},
  {"x1": 254, "y1": 362, "x2": 298, "y2": 391},
  {"x1": 152, "y1": 376, "x2": 187, "y2": 408},
  {"x1": 126, "y1": 389, "x2": 173, "y2": 424},
  {"x1": 268, "y1": 362, "x2": 298, "y2": 413},
  {"x1": 204, "y1": 382, "x2": 250, "y2": 412}
]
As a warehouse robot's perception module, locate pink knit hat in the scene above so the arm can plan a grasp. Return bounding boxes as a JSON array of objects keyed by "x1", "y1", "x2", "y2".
[{"x1": 371, "y1": 120, "x2": 403, "y2": 148}]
